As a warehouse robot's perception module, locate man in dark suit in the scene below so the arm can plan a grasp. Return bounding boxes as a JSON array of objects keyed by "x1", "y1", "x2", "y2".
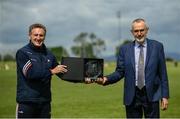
[{"x1": 96, "y1": 18, "x2": 169, "y2": 118}]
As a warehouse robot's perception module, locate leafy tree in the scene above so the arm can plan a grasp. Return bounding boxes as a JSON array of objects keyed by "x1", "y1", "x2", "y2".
[
  {"x1": 115, "y1": 39, "x2": 132, "y2": 57},
  {"x1": 84, "y1": 43, "x2": 95, "y2": 58},
  {"x1": 3, "y1": 54, "x2": 15, "y2": 61},
  {"x1": 49, "y1": 46, "x2": 69, "y2": 61},
  {"x1": 0, "y1": 54, "x2": 2, "y2": 61},
  {"x1": 71, "y1": 46, "x2": 81, "y2": 57},
  {"x1": 73, "y1": 32, "x2": 88, "y2": 57},
  {"x1": 93, "y1": 38, "x2": 106, "y2": 57},
  {"x1": 166, "y1": 57, "x2": 174, "y2": 62},
  {"x1": 71, "y1": 32, "x2": 106, "y2": 58}
]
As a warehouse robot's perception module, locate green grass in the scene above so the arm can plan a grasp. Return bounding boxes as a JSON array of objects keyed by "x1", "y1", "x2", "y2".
[{"x1": 0, "y1": 61, "x2": 180, "y2": 118}]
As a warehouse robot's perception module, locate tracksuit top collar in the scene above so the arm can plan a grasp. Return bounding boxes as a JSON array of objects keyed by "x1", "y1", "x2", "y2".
[{"x1": 28, "y1": 41, "x2": 47, "y2": 53}]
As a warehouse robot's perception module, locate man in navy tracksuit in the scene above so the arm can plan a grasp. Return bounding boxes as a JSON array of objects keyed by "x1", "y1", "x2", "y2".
[{"x1": 16, "y1": 23, "x2": 67, "y2": 118}]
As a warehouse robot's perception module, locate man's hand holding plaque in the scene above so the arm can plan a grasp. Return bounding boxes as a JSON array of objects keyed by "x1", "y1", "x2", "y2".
[{"x1": 96, "y1": 77, "x2": 108, "y2": 85}]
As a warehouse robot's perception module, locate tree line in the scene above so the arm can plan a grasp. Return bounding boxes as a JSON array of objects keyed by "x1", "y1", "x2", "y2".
[
  {"x1": 0, "y1": 32, "x2": 106, "y2": 62},
  {"x1": 0, "y1": 32, "x2": 176, "y2": 62}
]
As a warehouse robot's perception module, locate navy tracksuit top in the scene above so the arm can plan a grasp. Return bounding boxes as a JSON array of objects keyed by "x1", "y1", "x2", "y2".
[{"x1": 16, "y1": 42, "x2": 59, "y2": 103}]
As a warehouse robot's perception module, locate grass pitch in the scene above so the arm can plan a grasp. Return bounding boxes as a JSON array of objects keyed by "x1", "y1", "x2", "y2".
[{"x1": 0, "y1": 61, "x2": 179, "y2": 118}]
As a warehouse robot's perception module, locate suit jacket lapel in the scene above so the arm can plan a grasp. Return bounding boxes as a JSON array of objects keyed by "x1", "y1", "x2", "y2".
[
  {"x1": 130, "y1": 42, "x2": 135, "y2": 71},
  {"x1": 145, "y1": 39, "x2": 152, "y2": 70}
]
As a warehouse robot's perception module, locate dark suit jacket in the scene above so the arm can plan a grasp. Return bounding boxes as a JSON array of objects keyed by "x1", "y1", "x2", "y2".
[{"x1": 106, "y1": 38, "x2": 169, "y2": 105}]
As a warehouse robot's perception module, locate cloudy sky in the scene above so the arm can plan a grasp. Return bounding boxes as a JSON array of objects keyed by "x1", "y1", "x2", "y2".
[{"x1": 1, "y1": 0, "x2": 180, "y2": 57}]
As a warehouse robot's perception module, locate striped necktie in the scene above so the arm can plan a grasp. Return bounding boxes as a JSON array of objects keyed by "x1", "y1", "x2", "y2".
[{"x1": 137, "y1": 44, "x2": 145, "y2": 89}]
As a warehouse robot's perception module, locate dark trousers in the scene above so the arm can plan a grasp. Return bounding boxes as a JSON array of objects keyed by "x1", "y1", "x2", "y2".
[
  {"x1": 125, "y1": 87, "x2": 159, "y2": 118},
  {"x1": 16, "y1": 102, "x2": 51, "y2": 118}
]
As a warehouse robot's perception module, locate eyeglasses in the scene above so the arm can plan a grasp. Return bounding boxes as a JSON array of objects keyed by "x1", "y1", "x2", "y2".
[{"x1": 133, "y1": 29, "x2": 145, "y2": 33}]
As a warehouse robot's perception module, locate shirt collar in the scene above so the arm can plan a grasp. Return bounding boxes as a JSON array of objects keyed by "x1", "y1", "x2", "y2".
[{"x1": 135, "y1": 39, "x2": 147, "y2": 48}]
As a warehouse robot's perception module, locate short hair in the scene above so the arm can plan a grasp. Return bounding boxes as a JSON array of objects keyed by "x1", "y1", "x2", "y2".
[
  {"x1": 131, "y1": 18, "x2": 148, "y2": 30},
  {"x1": 132, "y1": 18, "x2": 145, "y2": 24},
  {"x1": 29, "y1": 23, "x2": 46, "y2": 35}
]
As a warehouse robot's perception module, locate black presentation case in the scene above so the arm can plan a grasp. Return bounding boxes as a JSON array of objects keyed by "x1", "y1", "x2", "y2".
[{"x1": 61, "y1": 57, "x2": 104, "y2": 82}]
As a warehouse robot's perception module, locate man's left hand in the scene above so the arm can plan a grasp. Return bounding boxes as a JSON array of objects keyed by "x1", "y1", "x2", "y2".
[{"x1": 161, "y1": 98, "x2": 168, "y2": 110}]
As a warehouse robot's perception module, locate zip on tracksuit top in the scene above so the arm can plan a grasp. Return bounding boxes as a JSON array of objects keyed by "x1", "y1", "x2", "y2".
[{"x1": 16, "y1": 42, "x2": 59, "y2": 103}]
